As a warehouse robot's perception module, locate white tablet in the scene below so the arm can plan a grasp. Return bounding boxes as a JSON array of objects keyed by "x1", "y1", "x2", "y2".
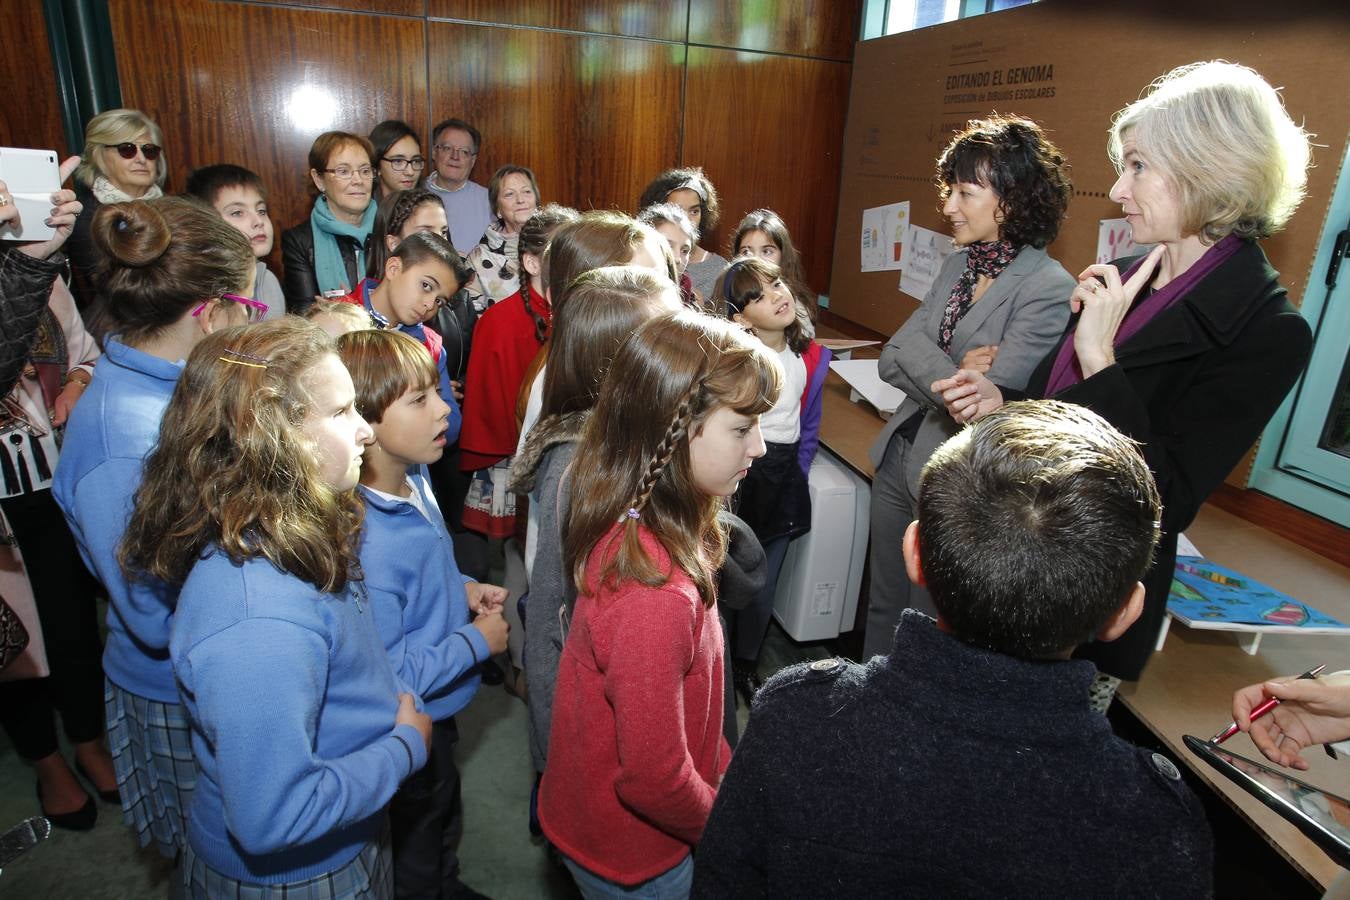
[{"x1": 0, "y1": 147, "x2": 62, "y2": 242}]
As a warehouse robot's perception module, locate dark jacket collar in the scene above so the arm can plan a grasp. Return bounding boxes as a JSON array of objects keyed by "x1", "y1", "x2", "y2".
[
  {"x1": 1114, "y1": 240, "x2": 1284, "y2": 367},
  {"x1": 883, "y1": 610, "x2": 1107, "y2": 745}
]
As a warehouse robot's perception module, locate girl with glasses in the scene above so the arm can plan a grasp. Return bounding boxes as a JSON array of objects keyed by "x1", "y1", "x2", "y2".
[
  {"x1": 281, "y1": 131, "x2": 379, "y2": 314},
  {"x1": 52, "y1": 197, "x2": 255, "y2": 862},
  {"x1": 369, "y1": 120, "x2": 427, "y2": 200},
  {"x1": 66, "y1": 108, "x2": 168, "y2": 314}
]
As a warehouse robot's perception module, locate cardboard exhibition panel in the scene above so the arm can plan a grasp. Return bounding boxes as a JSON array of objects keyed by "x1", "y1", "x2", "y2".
[{"x1": 829, "y1": 1, "x2": 1349, "y2": 338}]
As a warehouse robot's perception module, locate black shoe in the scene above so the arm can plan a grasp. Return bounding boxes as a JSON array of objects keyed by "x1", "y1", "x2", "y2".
[
  {"x1": 445, "y1": 882, "x2": 494, "y2": 900},
  {"x1": 36, "y1": 780, "x2": 97, "y2": 831},
  {"x1": 479, "y1": 660, "x2": 505, "y2": 686},
  {"x1": 732, "y1": 662, "x2": 763, "y2": 705},
  {"x1": 75, "y1": 759, "x2": 121, "y2": 805}
]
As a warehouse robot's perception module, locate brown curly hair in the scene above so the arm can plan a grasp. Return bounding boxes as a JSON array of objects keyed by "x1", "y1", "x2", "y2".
[
  {"x1": 937, "y1": 115, "x2": 1072, "y2": 249},
  {"x1": 120, "y1": 319, "x2": 364, "y2": 592}
]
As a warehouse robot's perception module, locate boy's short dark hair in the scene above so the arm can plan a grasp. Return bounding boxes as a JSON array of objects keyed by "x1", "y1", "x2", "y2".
[
  {"x1": 184, "y1": 164, "x2": 267, "y2": 206},
  {"x1": 918, "y1": 400, "x2": 1161, "y2": 659},
  {"x1": 391, "y1": 231, "x2": 470, "y2": 286}
]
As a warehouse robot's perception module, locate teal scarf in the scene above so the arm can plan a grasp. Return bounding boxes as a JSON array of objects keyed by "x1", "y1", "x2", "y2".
[{"x1": 309, "y1": 195, "x2": 375, "y2": 296}]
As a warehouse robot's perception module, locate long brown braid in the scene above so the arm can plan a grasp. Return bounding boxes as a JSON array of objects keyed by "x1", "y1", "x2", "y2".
[
  {"x1": 563, "y1": 311, "x2": 782, "y2": 608},
  {"x1": 624, "y1": 382, "x2": 701, "y2": 518}
]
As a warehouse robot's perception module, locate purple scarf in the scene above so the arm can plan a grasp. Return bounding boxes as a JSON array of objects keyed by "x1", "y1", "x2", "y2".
[
  {"x1": 938, "y1": 241, "x2": 1019, "y2": 353},
  {"x1": 1044, "y1": 235, "x2": 1243, "y2": 395}
]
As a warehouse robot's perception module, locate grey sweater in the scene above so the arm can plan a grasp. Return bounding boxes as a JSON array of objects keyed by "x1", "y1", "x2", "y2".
[{"x1": 508, "y1": 413, "x2": 584, "y2": 772}]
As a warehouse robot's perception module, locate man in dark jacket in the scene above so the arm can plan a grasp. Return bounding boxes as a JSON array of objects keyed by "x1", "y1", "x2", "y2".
[{"x1": 693, "y1": 400, "x2": 1213, "y2": 899}]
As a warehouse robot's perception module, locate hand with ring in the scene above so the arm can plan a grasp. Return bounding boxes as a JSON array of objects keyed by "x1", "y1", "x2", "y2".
[
  {"x1": 12, "y1": 156, "x2": 84, "y2": 261},
  {"x1": 1070, "y1": 244, "x2": 1166, "y2": 378},
  {"x1": 0, "y1": 180, "x2": 15, "y2": 229}
]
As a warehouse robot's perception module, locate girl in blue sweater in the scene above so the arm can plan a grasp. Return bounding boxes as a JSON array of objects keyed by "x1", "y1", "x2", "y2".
[
  {"x1": 121, "y1": 319, "x2": 431, "y2": 898},
  {"x1": 53, "y1": 198, "x2": 260, "y2": 852}
]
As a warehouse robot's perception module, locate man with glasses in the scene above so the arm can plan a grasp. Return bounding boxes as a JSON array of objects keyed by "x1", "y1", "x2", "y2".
[{"x1": 426, "y1": 118, "x2": 492, "y2": 255}]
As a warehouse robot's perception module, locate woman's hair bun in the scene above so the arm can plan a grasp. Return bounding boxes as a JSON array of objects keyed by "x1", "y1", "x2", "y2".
[{"x1": 91, "y1": 201, "x2": 172, "y2": 267}]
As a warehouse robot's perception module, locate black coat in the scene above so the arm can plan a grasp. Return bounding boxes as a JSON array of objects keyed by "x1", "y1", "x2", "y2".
[
  {"x1": 693, "y1": 612, "x2": 1213, "y2": 899},
  {"x1": 280, "y1": 219, "x2": 369, "y2": 315},
  {"x1": 64, "y1": 185, "x2": 102, "y2": 312},
  {"x1": 0, "y1": 249, "x2": 64, "y2": 398},
  {"x1": 1013, "y1": 242, "x2": 1312, "y2": 681}
]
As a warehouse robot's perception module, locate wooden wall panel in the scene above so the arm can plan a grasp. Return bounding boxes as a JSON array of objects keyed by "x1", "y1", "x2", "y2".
[
  {"x1": 236, "y1": 0, "x2": 423, "y2": 15},
  {"x1": 426, "y1": 22, "x2": 685, "y2": 218},
  {"x1": 110, "y1": 0, "x2": 428, "y2": 263},
  {"x1": 99, "y1": 0, "x2": 858, "y2": 291},
  {"x1": 0, "y1": 0, "x2": 65, "y2": 153},
  {"x1": 684, "y1": 46, "x2": 852, "y2": 295},
  {"x1": 688, "y1": 0, "x2": 860, "y2": 61},
  {"x1": 428, "y1": 0, "x2": 689, "y2": 41}
]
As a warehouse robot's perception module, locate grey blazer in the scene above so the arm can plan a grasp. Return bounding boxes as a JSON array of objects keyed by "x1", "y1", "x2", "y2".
[{"x1": 868, "y1": 245, "x2": 1074, "y2": 494}]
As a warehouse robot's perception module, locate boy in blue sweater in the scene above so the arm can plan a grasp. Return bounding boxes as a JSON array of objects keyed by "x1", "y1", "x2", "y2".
[{"x1": 339, "y1": 329, "x2": 509, "y2": 900}]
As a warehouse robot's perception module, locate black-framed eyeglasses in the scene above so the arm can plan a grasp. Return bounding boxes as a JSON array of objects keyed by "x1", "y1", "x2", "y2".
[
  {"x1": 111, "y1": 142, "x2": 161, "y2": 161},
  {"x1": 381, "y1": 156, "x2": 426, "y2": 172}
]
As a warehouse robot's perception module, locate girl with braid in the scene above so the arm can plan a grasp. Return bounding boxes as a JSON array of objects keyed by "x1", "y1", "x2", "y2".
[{"x1": 539, "y1": 310, "x2": 780, "y2": 899}]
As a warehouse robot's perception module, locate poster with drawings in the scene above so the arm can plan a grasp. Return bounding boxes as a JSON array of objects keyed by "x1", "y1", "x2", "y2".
[
  {"x1": 860, "y1": 202, "x2": 909, "y2": 272},
  {"x1": 1095, "y1": 218, "x2": 1152, "y2": 265},
  {"x1": 898, "y1": 224, "x2": 955, "y2": 301}
]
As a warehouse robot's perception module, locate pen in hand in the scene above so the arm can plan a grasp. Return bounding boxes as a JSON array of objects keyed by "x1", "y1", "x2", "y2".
[{"x1": 1210, "y1": 663, "x2": 1327, "y2": 744}]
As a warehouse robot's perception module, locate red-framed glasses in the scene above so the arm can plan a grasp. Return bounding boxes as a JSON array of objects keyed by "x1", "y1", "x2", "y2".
[{"x1": 191, "y1": 293, "x2": 269, "y2": 324}]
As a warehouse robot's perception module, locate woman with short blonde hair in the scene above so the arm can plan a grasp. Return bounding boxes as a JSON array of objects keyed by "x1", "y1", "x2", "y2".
[
  {"x1": 934, "y1": 61, "x2": 1315, "y2": 706},
  {"x1": 67, "y1": 108, "x2": 168, "y2": 310}
]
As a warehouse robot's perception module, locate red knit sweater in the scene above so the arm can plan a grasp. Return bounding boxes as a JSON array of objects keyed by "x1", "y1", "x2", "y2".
[
  {"x1": 458, "y1": 284, "x2": 548, "y2": 471},
  {"x1": 538, "y1": 526, "x2": 730, "y2": 885}
]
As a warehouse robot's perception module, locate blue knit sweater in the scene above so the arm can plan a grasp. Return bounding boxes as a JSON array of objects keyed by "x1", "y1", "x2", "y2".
[
  {"x1": 53, "y1": 337, "x2": 182, "y2": 702},
  {"x1": 359, "y1": 469, "x2": 486, "y2": 722},
  {"x1": 171, "y1": 550, "x2": 428, "y2": 884}
]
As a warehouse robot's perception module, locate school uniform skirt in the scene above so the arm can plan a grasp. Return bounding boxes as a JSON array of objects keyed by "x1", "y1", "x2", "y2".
[
  {"x1": 732, "y1": 440, "x2": 811, "y2": 545},
  {"x1": 104, "y1": 680, "x2": 195, "y2": 858},
  {"x1": 182, "y1": 820, "x2": 394, "y2": 900}
]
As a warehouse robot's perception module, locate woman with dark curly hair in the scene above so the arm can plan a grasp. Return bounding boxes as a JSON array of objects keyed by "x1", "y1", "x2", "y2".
[
  {"x1": 862, "y1": 115, "x2": 1075, "y2": 659},
  {"x1": 638, "y1": 167, "x2": 726, "y2": 303}
]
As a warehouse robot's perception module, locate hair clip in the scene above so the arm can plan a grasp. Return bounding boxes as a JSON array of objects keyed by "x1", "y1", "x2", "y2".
[
  {"x1": 218, "y1": 347, "x2": 270, "y2": 369},
  {"x1": 621, "y1": 507, "x2": 641, "y2": 521},
  {"x1": 116, "y1": 218, "x2": 129, "y2": 231}
]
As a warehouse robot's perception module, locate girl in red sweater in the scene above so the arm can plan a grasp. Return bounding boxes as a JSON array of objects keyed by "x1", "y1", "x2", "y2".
[{"x1": 540, "y1": 310, "x2": 781, "y2": 898}]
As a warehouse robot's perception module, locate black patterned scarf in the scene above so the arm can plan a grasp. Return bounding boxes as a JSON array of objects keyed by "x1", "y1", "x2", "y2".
[{"x1": 937, "y1": 240, "x2": 1019, "y2": 352}]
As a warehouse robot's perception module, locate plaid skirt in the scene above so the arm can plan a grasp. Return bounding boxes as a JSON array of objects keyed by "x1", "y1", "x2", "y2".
[
  {"x1": 183, "y1": 821, "x2": 393, "y2": 900},
  {"x1": 104, "y1": 679, "x2": 195, "y2": 858}
]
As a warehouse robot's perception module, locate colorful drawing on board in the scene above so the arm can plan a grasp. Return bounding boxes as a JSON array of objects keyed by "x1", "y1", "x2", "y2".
[
  {"x1": 1263, "y1": 601, "x2": 1310, "y2": 627},
  {"x1": 1167, "y1": 556, "x2": 1347, "y2": 631},
  {"x1": 1178, "y1": 560, "x2": 1245, "y2": 589}
]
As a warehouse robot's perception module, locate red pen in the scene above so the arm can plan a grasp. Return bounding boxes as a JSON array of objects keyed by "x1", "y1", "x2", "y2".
[{"x1": 1210, "y1": 663, "x2": 1327, "y2": 744}]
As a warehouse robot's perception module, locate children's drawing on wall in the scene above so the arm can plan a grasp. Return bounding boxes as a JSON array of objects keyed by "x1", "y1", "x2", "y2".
[
  {"x1": 898, "y1": 223, "x2": 955, "y2": 300},
  {"x1": 860, "y1": 201, "x2": 909, "y2": 272},
  {"x1": 1096, "y1": 217, "x2": 1151, "y2": 265}
]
